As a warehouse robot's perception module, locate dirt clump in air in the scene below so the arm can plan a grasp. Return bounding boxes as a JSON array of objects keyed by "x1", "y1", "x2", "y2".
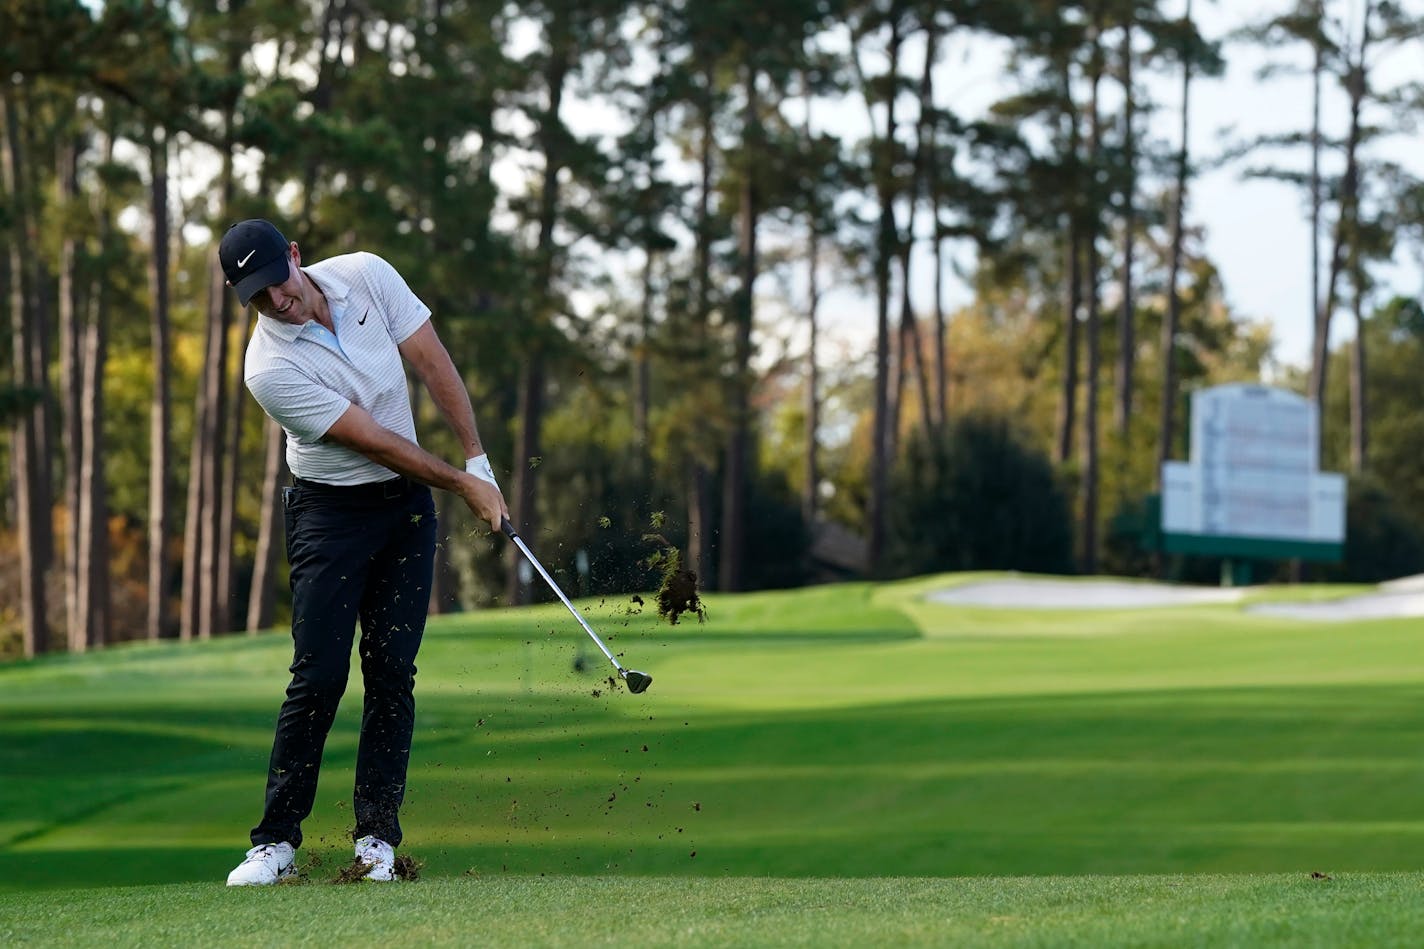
[{"x1": 645, "y1": 534, "x2": 705, "y2": 626}]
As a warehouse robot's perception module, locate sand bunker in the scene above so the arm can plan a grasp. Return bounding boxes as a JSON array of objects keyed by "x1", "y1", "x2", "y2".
[
  {"x1": 929, "y1": 575, "x2": 1424, "y2": 622},
  {"x1": 929, "y1": 578, "x2": 1246, "y2": 610},
  {"x1": 1246, "y1": 588, "x2": 1424, "y2": 621}
]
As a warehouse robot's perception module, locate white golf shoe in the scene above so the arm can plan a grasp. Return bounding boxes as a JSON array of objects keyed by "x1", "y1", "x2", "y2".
[
  {"x1": 354, "y1": 835, "x2": 396, "y2": 881},
  {"x1": 226, "y1": 842, "x2": 296, "y2": 886}
]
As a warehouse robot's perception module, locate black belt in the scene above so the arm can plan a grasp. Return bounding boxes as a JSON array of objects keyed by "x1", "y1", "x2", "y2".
[{"x1": 293, "y1": 475, "x2": 415, "y2": 502}]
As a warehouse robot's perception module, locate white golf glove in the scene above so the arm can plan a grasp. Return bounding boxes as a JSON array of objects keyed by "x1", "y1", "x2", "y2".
[{"x1": 466, "y1": 453, "x2": 500, "y2": 489}]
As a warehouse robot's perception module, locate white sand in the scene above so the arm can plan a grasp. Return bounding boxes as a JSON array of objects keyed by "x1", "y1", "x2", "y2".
[
  {"x1": 1245, "y1": 590, "x2": 1424, "y2": 621},
  {"x1": 929, "y1": 575, "x2": 1424, "y2": 622},
  {"x1": 929, "y1": 578, "x2": 1246, "y2": 610}
]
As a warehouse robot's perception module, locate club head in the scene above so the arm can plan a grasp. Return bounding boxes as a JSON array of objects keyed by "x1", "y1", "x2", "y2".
[{"x1": 622, "y1": 669, "x2": 652, "y2": 694}]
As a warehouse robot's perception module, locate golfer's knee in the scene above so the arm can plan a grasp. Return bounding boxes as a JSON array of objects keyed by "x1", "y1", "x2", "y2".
[
  {"x1": 361, "y1": 653, "x2": 416, "y2": 692},
  {"x1": 288, "y1": 660, "x2": 350, "y2": 707}
]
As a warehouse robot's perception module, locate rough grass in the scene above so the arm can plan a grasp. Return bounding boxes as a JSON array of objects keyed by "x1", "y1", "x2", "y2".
[{"x1": 4, "y1": 574, "x2": 1424, "y2": 942}]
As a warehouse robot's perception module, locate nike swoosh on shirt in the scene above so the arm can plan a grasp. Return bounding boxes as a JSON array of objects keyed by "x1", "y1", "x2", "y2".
[
  {"x1": 358, "y1": 311, "x2": 369, "y2": 325},
  {"x1": 237, "y1": 249, "x2": 256, "y2": 268}
]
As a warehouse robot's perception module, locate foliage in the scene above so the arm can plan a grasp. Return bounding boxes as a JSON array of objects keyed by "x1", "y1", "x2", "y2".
[
  {"x1": 885, "y1": 415, "x2": 1075, "y2": 577},
  {"x1": 0, "y1": 387, "x2": 41, "y2": 424},
  {"x1": 740, "y1": 466, "x2": 813, "y2": 590},
  {"x1": 1319, "y1": 475, "x2": 1424, "y2": 583},
  {"x1": 533, "y1": 394, "x2": 679, "y2": 599},
  {"x1": 6, "y1": 0, "x2": 1424, "y2": 657}
]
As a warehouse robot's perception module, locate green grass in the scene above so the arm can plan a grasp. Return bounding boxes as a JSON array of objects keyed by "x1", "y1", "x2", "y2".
[
  {"x1": 5, "y1": 873, "x2": 1424, "y2": 947},
  {"x1": 5, "y1": 574, "x2": 1424, "y2": 944}
]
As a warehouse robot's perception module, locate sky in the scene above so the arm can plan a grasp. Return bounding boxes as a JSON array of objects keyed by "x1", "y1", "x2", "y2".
[
  {"x1": 784, "y1": 1, "x2": 1424, "y2": 374},
  {"x1": 1183, "y1": 1, "x2": 1422, "y2": 369}
]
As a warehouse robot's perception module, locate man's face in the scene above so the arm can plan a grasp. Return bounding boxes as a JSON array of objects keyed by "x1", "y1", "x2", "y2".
[{"x1": 248, "y1": 244, "x2": 309, "y2": 323}]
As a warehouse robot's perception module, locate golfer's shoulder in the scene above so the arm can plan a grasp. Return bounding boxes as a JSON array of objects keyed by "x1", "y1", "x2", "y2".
[
  {"x1": 244, "y1": 351, "x2": 311, "y2": 392},
  {"x1": 317, "y1": 251, "x2": 415, "y2": 307},
  {"x1": 311, "y1": 250, "x2": 400, "y2": 285},
  {"x1": 244, "y1": 323, "x2": 314, "y2": 385}
]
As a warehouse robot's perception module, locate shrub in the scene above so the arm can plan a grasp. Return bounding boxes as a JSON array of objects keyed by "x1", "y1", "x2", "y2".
[
  {"x1": 885, "y1": 415, "x2": 1074, "y2": 578},
  {"x1": 1321, "y1": 475, "x2": 1424, "y2": 583}
]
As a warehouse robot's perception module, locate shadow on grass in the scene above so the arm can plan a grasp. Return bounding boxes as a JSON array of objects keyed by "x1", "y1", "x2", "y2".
[{"x1": 7, "y1": 683, "x2": 1424, "y2": 890}]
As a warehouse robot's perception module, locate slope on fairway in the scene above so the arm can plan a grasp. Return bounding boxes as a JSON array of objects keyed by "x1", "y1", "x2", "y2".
[{"x1": 3, "y1": 575, "x2": 1424, "y2": 893}]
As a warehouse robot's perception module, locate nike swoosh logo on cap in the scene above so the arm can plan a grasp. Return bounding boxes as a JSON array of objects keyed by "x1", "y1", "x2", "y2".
[{"x1": 237, "y1": 250, "x2": 256, "y2": 268}]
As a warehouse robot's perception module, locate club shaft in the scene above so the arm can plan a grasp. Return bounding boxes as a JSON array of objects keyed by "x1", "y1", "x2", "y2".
[{"x1": 507, "y1": 531, "x2": 624, "y2": 672}]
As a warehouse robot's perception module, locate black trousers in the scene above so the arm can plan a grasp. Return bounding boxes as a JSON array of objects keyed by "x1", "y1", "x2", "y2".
[{"x1": 251, "y1": 477, "x2": 436, "y2": 849}]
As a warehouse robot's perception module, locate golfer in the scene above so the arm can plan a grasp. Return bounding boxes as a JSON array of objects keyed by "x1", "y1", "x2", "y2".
[{"x1": 219, "y1": 219, "x2": 507, "y2": 885}]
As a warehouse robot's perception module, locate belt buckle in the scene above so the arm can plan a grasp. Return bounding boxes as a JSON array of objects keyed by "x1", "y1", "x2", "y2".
[{"x1": 382, "y1": 478, "x2": 405, "y2": 500}]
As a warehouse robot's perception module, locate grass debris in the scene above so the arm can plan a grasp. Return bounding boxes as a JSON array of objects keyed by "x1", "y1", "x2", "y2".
[{"x1": 644, "y1": 535, "x2": 705, "y2": 625}]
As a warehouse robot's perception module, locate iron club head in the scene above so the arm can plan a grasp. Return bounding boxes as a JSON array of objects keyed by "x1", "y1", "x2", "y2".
[
  {"x1": 622, "y1": 669, "x2": 653, "y2": 694},
  {"x1": 501, "y1": 518, "x2": 652, "y2": 697}
]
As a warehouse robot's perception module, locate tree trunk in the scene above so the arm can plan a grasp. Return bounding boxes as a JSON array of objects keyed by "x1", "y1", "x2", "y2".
[
  {"x1": 1055, "y1": 63, "x2": 1082, "y2": 467},
  {"x1": 1310, "y1": 6, "x2": 1372, "y2": 439},
  {"x1": 506, "y1": 17, "x2": 570, "y2": 604},
  {"x1": 1056, "y1": 227, "x2": 1081, "y2": 465},
  {"x1": 507, "y1": 356, "x2": 545, "y2": 605},
  {"x1": 197, "y1": 107, "x2": 240, "y2": 639},
  {"x1": 196, "y1": 250, "x2": 234, "y2": 639},
  {"x1": 2, "y1": 87, "x2": 53, "y2": 656},
  {"x1": 863, "y1": 15, "x2": 902, "y2": 573},
  {"x1": 1116, "y1": 19, "x2": 1136, "y2": 437},
  {"x1": 686, "y1": 461, "x2": 711, "y2": 586},
  {"x1": 894, "y1": 157, "x2": 931, "y2": 437},
  {"x1": 931, "y1": 170, "x2": 947, "y2": 427},
  {"x1": 634, "y1": 248, "x2": 653, "y2": 477},
  {"x1": 76, "y1": 247, "x2": 110, "y2": 650},
  {"x1": 147, "y1": 126, "x2": 174, "y2": 640},
  {"x1": 1081, "y1": 232, "x2": 1101, "y2": 575},
  {"x1": 888, "y1": 287, "x2": 904, "y2": 460},
  {"x1": 804, "y1": 218, "x2": 821, "y2": 523},
  {"x1": 75, "y1": 126, "x2": 117, "y2": 650},
  {"x1": 1080, "y1": 29, "x2": 1104, "y2": 576},
  {"x1": 1349, "y1": 264, "x2": 1367, "y2": 473},
  {"x1": 1309, "y1": 0, "x2": 1323, "y2": 383},
  {"x1": 898, "y1": 294, "x2": 933, "y2": 431},
  {"x1": 57, "y1": 133, "x2": 83, "y2": 647},
  {"x1": 185, "y1": 242, "x2": 235, "y2": 640},
  {"x1": 216, "y1": 328, "x2": 247, "y2": 634},
  {"x1": 179, "y1": 385, "x2": 205, "y2": 640},
  {"x1": 719, "y1": 63, "x2": 760, "y2": 594},
  {"x1": 1158, "y1": 0, "x2": 1194, "y2": 481},
  {"x1": 686, "y1": 61, "x2": 716, "y2": 584},
  {"x1": 903, "y1": 17, "x2": 938, "y2": 435},
  {"x1": 246, "y1": 418, "x2": 287, "y2": 633}
]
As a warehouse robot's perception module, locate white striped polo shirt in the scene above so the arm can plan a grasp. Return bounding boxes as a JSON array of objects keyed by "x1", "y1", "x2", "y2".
[{"x1": 243, "y1": 251, "x2": 431, "y2": 485}]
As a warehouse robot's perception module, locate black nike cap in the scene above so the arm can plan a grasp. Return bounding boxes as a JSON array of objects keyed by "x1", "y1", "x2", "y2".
[{"x1": 219, "y1": 219, "x2": 292, "y2": 306}]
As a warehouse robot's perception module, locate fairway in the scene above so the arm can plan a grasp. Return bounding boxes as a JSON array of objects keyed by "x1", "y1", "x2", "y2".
[
  {"x1": 7, "y1": 873, "x2": 1424, "y2": 947},
  {"x1": 4, "y1": 574, "x2": 1424, "y2": 944}
]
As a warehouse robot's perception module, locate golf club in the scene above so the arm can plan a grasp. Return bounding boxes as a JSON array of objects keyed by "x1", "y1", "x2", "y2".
[{"x1": 501, "y1": 516, "x2": 652, "y2": 694}]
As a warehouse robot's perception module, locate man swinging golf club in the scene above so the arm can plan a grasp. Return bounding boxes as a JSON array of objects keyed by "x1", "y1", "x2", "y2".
[{"x1": 220, "y1": 219, "x2": 507, "y2": 885}]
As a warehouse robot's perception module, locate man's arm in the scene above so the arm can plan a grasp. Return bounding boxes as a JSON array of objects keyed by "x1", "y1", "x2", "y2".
[
  {"x1": 323, "y1": 403, "x2": 506, "y2": 530},
  {"x1": 397, "y1": 321, "x2": 483, "y2": 459}
]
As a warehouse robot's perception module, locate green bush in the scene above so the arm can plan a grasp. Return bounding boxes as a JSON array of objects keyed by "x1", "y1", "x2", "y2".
[
  {"x1": 742, "y1": 468, "x2": 813, "y2": 590},
  {"x1": 1321, "y1": 475, "x2": 1424, "y2": 583},
  {"x1": 886, "y1": 415, "x2": 1075, "y2": 578}
]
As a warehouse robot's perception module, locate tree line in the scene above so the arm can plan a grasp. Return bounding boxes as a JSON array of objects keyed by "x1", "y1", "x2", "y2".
[{"x1": 3, "y1": 0, "x2": 1423, "y2": 659}]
